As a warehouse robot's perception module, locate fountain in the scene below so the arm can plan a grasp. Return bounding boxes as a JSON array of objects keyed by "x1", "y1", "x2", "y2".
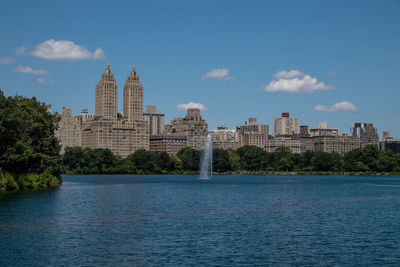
[{"x1": 199, "y1": 134, "x2": 212, "y2": 179}]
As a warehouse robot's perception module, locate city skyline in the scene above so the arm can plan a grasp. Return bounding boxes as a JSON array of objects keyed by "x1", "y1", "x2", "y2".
[{"x1": 0, "y1": 0, "x2": 399, "y2": 137}]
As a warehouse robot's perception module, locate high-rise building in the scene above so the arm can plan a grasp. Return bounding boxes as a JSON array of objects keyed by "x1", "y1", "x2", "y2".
[
  {"x1": 123, "y1": 66, "x2": 143, "y2": 121},
  {"x1": 143, "y1": 105, "x2": 165, "y2": 135},
  {"x1": 273, "y1": 112, "x2": 298, "y2": 136},
  {"x1": 361, "y1": 123, "x2": 379, "y2": 147},
  {"x1": 95, "y1": 64, "x2": 118, "y2": 120},
  {"x1": 81, "y1": 65, "x2": 149, "y2": 157},
  {"x1": 209, "y1": 124, "x2": 239, "y2": 150},
  {"x1": 350, "y1": 123, "x2": 367, "y2": 137},
  {"x1": 171, "y1": 108, "x2": 208, "y2": 150},
  {"x1": 300, "y1": 125, "x2": 309, "y2": 137}
]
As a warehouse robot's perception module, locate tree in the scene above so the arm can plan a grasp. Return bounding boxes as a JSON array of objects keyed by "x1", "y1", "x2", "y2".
[
  {"x1": 237, "y1": 146, "x2": 267, "y2": 171},
  {"x1": 127, "y1": 149, "x2": 156, "y2": 173},
  {"x1": 311, "y1": 151, "x2": 342, "y2": 172},
  {"x1": 177, "y1": 147, "x2": 201, "y2": 171},
  {"x1": 0, "y1": 90, "x2": 60, "y2": 175},
  {"x1": 213, "y1": 149, "x2": 231, "y2": 172}
]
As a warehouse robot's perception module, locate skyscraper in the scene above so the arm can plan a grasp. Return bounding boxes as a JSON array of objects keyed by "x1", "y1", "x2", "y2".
[
  {"x1": 273, "y1": 112, "x2": 298, "y2": 136},
  {"x1": 143, "y1": 105, "x2": 165, "y2": 135},
  {"x1": 95, "y1": 65, "x2": 118, "y2": 120},
  {"x1": 123, "y1": 66, "x2": 143, "y2": 121}
]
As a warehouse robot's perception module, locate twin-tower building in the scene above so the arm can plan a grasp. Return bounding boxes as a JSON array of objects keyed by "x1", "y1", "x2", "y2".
[{"x1": 81, "y1": 65, "x2": 149, "y2": 157}]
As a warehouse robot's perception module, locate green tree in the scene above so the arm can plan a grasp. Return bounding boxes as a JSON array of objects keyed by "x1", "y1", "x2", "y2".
[
  {"x1": 311, "y1": 151, "x2": 342, "y2": 172},
  {"x1": 273, "y1": 146, "x2": 295, "y2": 171},
  {"x1": 213, "y1": 149, "x2": 231, "y2": 172},
  {"x1": 0, "y1": 90, "x2": 61, "y2": 175},
  {"x1": 237, "y1": 146, "x2": 267, "y2": 171},
  {"x1": 177, "y1": 147, "x2": 201, "y2": 171},
  {"x1": 127, "y1": 149, "x2": 156, "y2": 173}
]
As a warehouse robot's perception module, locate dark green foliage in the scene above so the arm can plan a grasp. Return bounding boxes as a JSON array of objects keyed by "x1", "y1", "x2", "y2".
[
  {"x1": 311, "y1": 152, "x2": 342, "y2": 172},
  {"x1": 213, "y1": 149, "x2": 231, "y2": 172},
  {"x1": 177, "y1": 147, "x2": 201, "y2": 171},
  {"x1": 237, "y1": 146, "x2": 267, "y2": 171},
  {"x1": 0, "y1": 90, "x2": 61, "y2": 175}
]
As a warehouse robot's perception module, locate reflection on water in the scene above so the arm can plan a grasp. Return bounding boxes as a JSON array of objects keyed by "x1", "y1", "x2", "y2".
[{"x1": 1, "y1": 175, "x2": 400, "y2": 265}]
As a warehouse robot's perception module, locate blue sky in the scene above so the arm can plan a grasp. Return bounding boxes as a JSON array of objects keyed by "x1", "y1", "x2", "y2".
[{"x1": 1, "y1": 0, "x2": 399, "y2": 137}]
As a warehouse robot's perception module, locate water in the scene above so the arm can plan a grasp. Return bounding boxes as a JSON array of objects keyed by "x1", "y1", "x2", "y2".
[
  {"x1": 199, "y1": 134, "x2": 212, "y2": 179},
  {"x1": 1, "y1": 175, "x2": 400, "y2": 266}
]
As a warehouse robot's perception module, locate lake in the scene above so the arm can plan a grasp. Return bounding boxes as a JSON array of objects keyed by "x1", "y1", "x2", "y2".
[{"x1": 1, "y1": 175, "x2": 400, "y2": 265}]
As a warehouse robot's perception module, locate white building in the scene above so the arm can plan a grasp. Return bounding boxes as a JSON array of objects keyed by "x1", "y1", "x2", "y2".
[{"x1": 273, "y1": 112, "x2": 298, "y2": 136}]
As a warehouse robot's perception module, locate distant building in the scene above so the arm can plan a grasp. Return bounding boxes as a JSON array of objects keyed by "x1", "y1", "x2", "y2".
[
  {"x1": 300, "y1": 137, "x2": 315, "y2": 153},
  {"x1": 273, "y1": 112, "x2": 298, "y2": 136},
  {"x1": 265, "y1": 137, "x2": 301, "y2": 153},
  {"x1": 236, "y1": 118, "x2": 269, "y2": 148},
  {"x1": 170, "y1": 108, "x2": 208, "y2": 150},
  {"x1": 314, "y1": 135, "x2": 361, "y2": 155},
  {"x1": 350, "y1": 123, "x2": 367, "y2": 137},
  {"x1": 209, "y1": 124, "x2": 239, "y2": 150},
  {"x1": 382, "y1": 139, "x2": 400, "y2": 153},
  {"x1": 361, "y1": 123, "x2": 379, "y2": 147},
  {"x1": 149, "y1": 134, "x2": 187, "y2": 156},
  {"x1": 382, "y1": 131, "x2": 390, "y2": 140},
  {"x1": 300, "y1": 125, "x2": 309, "y2": 137},
  {"x1": 310, "y1": 122, "x2": 339, "y2": 137},
  {"x1": 55, "y1": 107, "x2": 82, "y2": 154},
  {"x1": 143, "y1": 105, "x2": 165, "y2": 135}
]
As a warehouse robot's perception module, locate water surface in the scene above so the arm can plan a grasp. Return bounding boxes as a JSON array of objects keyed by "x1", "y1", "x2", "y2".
[{"x1": 1, "y1": 175, "x2": 400, "y2": 265}]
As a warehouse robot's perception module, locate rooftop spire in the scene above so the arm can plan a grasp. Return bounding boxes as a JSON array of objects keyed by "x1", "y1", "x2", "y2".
[
  {"x1": 131, "y1": 65, "x2": 136, "y2": 76},
  {"x1": 105, "y1": 64, "x2": 111, "y2": 74}
]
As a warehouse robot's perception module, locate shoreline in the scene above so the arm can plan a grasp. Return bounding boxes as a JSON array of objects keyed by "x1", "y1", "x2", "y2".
[{"x1": 61, "y1": 171, "x2": 400, "y2": 176}]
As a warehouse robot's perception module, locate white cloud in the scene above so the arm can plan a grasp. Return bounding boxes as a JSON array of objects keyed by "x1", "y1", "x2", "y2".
[
  {"x1": 314, "y1": 101, "x2": 359, "y2": 112},
  {"x1": 274, "y1": 70, "x2": 304, "y2": 79},
  {"x1": 15, "y1": 46, "x2": 26, "y2": 55},
  {"x1": 202, "y1": 68, "x2": 234, "y2": 81},
  {"x1": 37, "y1": 77, "x2": 54, "y2": 84},
  {"x1": 263, "y1": 70, "x2": 334, "y2": 94},
  {"x1": 13, "y1": 66, "x2": 49, "y2": 75},
  {"x1": 360, "y1": 70, "x2": 367, "y2": 75},
  {"x1": 31, "y1": 39, "x2": 105, "y2": 61},
  {"x1": 177, "y1": 102, "x2": 207, "y2": 111},
  {"x1": 0, "y1": 57, "x2": 15, "y2": 64}
]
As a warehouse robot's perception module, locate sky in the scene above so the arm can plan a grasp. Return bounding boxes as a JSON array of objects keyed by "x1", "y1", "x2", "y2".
[{"x1": 0, "y1": 0, "x2": 399, "y2": 138}]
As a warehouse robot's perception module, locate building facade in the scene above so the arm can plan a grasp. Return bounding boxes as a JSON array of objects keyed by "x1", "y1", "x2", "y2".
[
  {"x1": 55, "y1": 107, "x2": 82, "y2": 154},
  {"x1": 143, "y1": 105, "x2": 165, "y2": 135},
  {"x1": 209, "y1": 124, "x2": 239, "y2": 150},
  {"x1": 314, "y1": 136, "x2": 361, "y2": 155},
  {"x1": 273, "y1": 112, "x2": 298, "y2": 136},
  {"x1": 236, "y1": 118, "x2": 269, "y2": 148},
  {"x1": 170, "y1": 108, "x2": 208, "y2": 150},
  {"x1": 149, "y1": 134, "x2": 187, "y2": 156},
  {"x1": 265, "y1": 137, "x2": 301, "y2": 153}
]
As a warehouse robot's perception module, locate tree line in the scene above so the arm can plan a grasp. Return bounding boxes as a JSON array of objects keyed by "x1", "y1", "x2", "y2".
[{"x1": 61, "y1": 145, "x2": 400, "y2": 175}]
